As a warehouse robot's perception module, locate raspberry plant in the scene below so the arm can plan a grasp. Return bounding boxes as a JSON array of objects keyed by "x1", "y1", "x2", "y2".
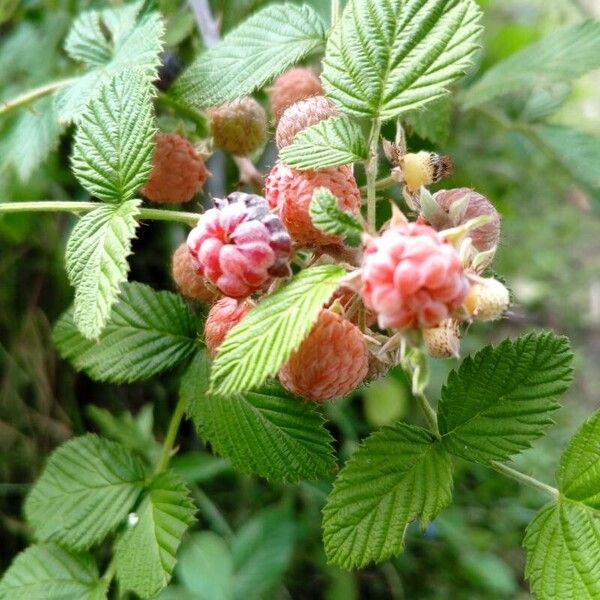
[{"x1": 0, "y1": 0, "x2": 599, "y2": 598}]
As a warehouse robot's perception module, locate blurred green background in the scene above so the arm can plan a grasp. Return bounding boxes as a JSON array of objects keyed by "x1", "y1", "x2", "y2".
[{"x1": 1, "y1": 0, "x2": 599, "y2": 598}]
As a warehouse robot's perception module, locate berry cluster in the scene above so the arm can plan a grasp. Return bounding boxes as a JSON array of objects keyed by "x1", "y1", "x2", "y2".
[{"x1": 144, "y1": 66, "x2": 507, "y2": 403}]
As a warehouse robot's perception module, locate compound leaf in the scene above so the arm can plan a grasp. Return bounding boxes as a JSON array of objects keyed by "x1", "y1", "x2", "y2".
[
  {"x1": 557, "y1": 410, "x2": 600, "y2": 509},
  {"x1": 53, "y1": 282, "x2": 198, "y2": 383},
  {"x1": 462, "y1": 20, "x2": 600, "y2": 109},
  {"x1": 323, "y1": 422, "x2": 453, "y2": 569},
  {"x1": 24, "y1": 434, "x2": 145, "y2": 551},
  {"x1": 210, "y1": 265, "x2": 345, "y2": 395},
  {"x1": 280, "y1": 117, "x2": 368, "y2": 170},
  {"x1": 438, "y1": 331, "x2": 573, "y2": 464},
  {"x1": 309, "y1": 187, "x2": 363, "y2": 247},
  {"x1": 322, "y1": 0, "x2": 482, "y2": 120},
  {"x1": 524, "y1": 500, "x2": 600, "y2": 600},
  {"x1": 0, "y1": 544, "x2": 106, "y2": 600},
  {"x1": 115, "y1": 471, "x2": 196, "y2": 599},
  {"x1": 71, "y1": 70, "x2": 155, "y2": 203},
  {"x1": 173, "y1": 3, "x2": 326, "y2": 108},
  {"x1": 65, "y1": 199, "x2": 140, "y2": 340},
  {"x1": 186, "y1": 351, "x2": 335, "y2": 482}
]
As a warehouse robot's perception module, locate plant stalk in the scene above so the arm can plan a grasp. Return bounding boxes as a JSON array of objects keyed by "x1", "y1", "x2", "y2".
[
  {"x1": 0, "y1": 201, "x2": 201, "y2": 225},
  {"x1": 360, "y1": 175, "x2": 396, "y2": 195},
  {"x1": 331, "y1": 0, "x2": 340, "y2": 26},
  {"x1": 365, "y1": 119, "x2": 382, "y2": 230},
  {"x1": 0, "y1": 78, "x2": 76, "y2": 116},
  {"x1": 490, "y1": 461, "x2": 559, "y2": 500},
  {"x1": 414, "y1": 391, "x2": 440, "y2": 438},
  {"x1": 155, "y1": 394, "x2": 188, "y2": 474}
]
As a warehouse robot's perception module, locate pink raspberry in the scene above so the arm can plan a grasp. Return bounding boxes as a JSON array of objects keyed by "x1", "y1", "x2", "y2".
[
  {"x1": 275, "y1": 95, "x2": 336, "y2": 148},
  {"x1": 270, "y1": 68, "x2": 324, "y2": 121},
  {"x1": 279, "y1": 309, "x2": 368, "y2": 402},
  {"x1": 142, "y1": 133, "x2": 208, "y2": 204},
  {"x1": 362, "y1": 223, "x2": 469, "y2": 330},
  {"x1": 205, "y1": 297, "x2": 251, "y2": 357},
  {"x1": 187, "y1": 192, "x2": 291, "y2": 299},
  {"x1": 264, "y1": 162, "x2": 360, "y2": 246}
]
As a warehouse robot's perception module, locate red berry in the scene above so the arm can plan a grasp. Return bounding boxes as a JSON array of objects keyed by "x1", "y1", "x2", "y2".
[
  {"x1": 172, "y1": 243, "x2": 219, "y2": 304},
  {"x1": 208, "y1": 97, "x2": 267, "y2": 156},
  {"x1": 270, "y1": 68, "x2": 324, "y2": 121},
  {"x1": 205, "y1": 297, "x2": 251, "y2": 357},
  {"x1": 142, "y1": 133, "x2": 208, "y2": 204},
  {"x1": 279, "y1": 309, "x2": 368, "y2": 402},
  {"x1": 187, "y1": 192, "x2": 292, "y2": 299},
  {"x1": 362, "y1": 223, "x2": 469, "y2": 330},
  {"x1": 264, "y1": 162, "x2": 361, "y2": 247},
  {"x1": 275, "y1": 95, "x2": 336, "y2": 148}
]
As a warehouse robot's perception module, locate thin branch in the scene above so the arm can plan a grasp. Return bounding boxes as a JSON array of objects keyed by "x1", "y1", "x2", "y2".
[
  {"x1": 0, "y1": 78, "x2": 76, "y2": 116},
  {"x1": 189, "y1": 0, "x2": 221, "y2": 48},
  {"x1": 0, "y1": 201, "x2": 201, "y2": 226},
  {"x1": 490, "y1": 461, "x2": 559, "y2": 500}
]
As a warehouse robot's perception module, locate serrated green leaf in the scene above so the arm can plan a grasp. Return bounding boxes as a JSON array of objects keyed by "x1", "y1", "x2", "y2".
[
  {"x1": 56, "y1": 9, "x2": 163, "y2": 123},
  {"x1": 24, "y1": 434, "x2": 145, "y2": 551},
  {"x1": 309, "y1": 187, "x2": 363, "y2": 247},
  {"x1": 232, "y1": 506, "x2": 296, "y2": 599},
  {"x1": 557, "y1": 410, "x2": 600, "y2": 509},
  {"x1": 520, "y1": 83, "x2": 571, "y2": 123},
  {"x1": 323, "y1": 422, "x2": 453, "y2": 569},
  {"x1": 65, "y1": 9, "x2": 114, "y2": 66},
  {"x1": 280, "y1": 117, "x2": 368, "y2": 170},
  {"x1": 322, "y1": 0, "x2": 482, "y2": 120},
  {"x1": 172, "y1": 3, "x2": 326, "y2": 108},
  {"x1": 524, "y1": 500, "x2": 600, "y2": 600},
  {"x1": 65, "y1": 199, "x2": 140, "y2": 340},
  {"x1": 438, "y1": 331, "x2": 573, "y2": 464},
  {"x1": 186, "y1": 351, "x2": 335, "y2": 482},
  {"x1": 0, "y1": 97, "x2": 61, "y2": 182},
  {"x1": 210, "y1": 265, "x2": 345, "y2": 395},
  {"x1": 0, "y1": 544, "x2": 106, "y2": 600},
  {"x1": 405, "y1": 96, "x2": 451, "y2": 145},
  {"x1": 71, "y1": 70, "x2": 155, "y2": 203},
  {"x1": 115, "y1": 470, "x2": 196, "y2": 599},
  {"x1": 462, "y1": 20, "x2": 600, "y2": 109},
  {"x1": 533, "y1": 125, "x2": 600, "y2": 191},
  {"x1": 53, "y1": 282, "x2": 197, "y2": 383}
]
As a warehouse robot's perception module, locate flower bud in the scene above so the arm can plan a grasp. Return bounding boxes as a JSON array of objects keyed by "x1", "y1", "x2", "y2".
[{"x1": 464, "y1": 278, "x2": 510, "y2": 321}]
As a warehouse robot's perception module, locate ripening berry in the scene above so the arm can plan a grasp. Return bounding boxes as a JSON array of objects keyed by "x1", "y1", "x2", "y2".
[
  {"x1": 264, "y1": 161, "x2": 361, "y2": 246},
  {"x1": 464, "y1": 277, "x2": 510, "y2": 321},
  {"x1": 401, "y1": 152, "x2": 453, "y2": 195},
  {"x1": 432, "y1": 188, "x2": 501, "y2": 252},
  {"x1": 187, "y1": 192, "x2": 292, "y2": 298},
  {"x1": 279, "y1": 309, "x2": 368, "y2": 402},
  {"x1": 275, "y1": 95, "x2": 336, "y2": 148},
  {"x1": 172, "y1": 243, "x2": 219, "y2": 304},
  {"x1": 205, "y1": 297, "x2": 251, "y2": 357},
  {"x1": 362, "y1": 223, "x2": 469, "y2": 330},
  {"x1": 208, "y1": 97, "x2": 267, "y2": 156},
  {"x1": 142, "y1": 133, "x2": 208, "y2": 204},
  {"x1": 270, "y1": 67, "x2": 324, "y2": 121},
  {"x1": 423, "y1": 319, "x2": 461, "y2": 359}
]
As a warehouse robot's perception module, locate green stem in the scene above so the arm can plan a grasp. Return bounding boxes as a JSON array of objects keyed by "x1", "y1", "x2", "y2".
[
  {"x1": 155, "y1": 394, "x2": 188, "y2": 474},
  {"x1": 414, "y1": 391, "x2": 440, "y2": 438},
  {"x1": 490, "y1": 461, "x2": 559, "y2": 500},
  {"x1": 331, "y1": 0, "x2": 340, "y2": 26},
  {"x1": 101, "y1": 556, "x2": 117, "y2": 587},
  {"x1": 360, "y1": 175, "x2": 396, "y2": 195},
  {"x1": 365, "y1": 118, "x2": 382, "y2": 230},
  {"x1": 0, "y1": 201, "x2": 201, "y2": 225},
  {"x1": 0, "y1": 78, "x2": 76, "y2": 116}
]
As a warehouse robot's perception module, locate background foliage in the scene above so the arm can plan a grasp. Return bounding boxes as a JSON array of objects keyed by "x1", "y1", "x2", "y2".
[{"x1": 1, "y1": 0, "x2": 599, "y2": 598}]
